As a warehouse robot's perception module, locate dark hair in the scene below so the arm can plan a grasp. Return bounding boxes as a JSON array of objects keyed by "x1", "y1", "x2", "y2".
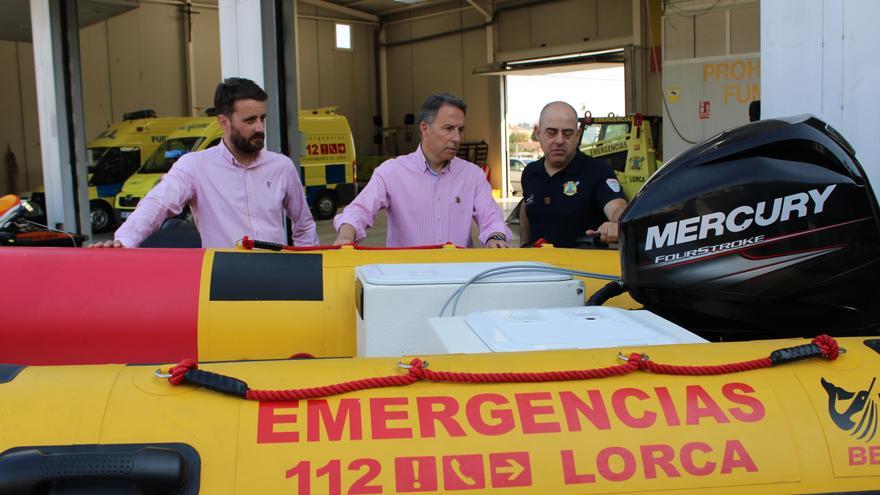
[
  {"x1": 748, "y1": 100, "x2": 761, "y2": 122},
  {"x1": 417, "y1": 93, "x2": 467, "y2": 126},
  {"x1": 213, "y1": 78, "x2": 268, "y2": 117}
]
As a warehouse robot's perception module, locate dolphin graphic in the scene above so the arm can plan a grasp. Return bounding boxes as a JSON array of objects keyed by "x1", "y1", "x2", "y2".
[{"x1": 821, "y1": 377, "x2": 876, "y2": 442}]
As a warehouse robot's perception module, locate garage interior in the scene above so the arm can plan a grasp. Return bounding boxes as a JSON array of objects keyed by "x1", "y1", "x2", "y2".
[
  {"x1": 0, "y1": 0, "x2": 876, "y2": 243},
  {"x1": 4, "y1": 4, "x2": 880, "y2": 490}
]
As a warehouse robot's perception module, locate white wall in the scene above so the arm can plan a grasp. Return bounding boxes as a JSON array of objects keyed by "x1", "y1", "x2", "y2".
[
  {"x1": 661, "y1": 0, "x2": 760, "y2": 159},
  {"x1": 298, "y1": 5, "x2": 377, "y2": 158},
  {"x1": 761, "y1": 0, "x2": 880, "y2": 193}
]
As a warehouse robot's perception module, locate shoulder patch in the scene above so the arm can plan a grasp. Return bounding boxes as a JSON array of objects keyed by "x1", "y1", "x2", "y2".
[{"x1": 606, "y1": 178, "x2": 621, "y2": 193}]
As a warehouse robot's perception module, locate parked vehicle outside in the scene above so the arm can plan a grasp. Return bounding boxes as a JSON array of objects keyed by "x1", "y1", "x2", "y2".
[{"x1": 508, "y1": 157, "x2": 530, "y2": 195}]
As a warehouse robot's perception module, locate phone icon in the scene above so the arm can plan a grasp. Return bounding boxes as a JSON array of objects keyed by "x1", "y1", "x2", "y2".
[{"x1": 450, "y1": 458, "x2": 477, "y2": 486}]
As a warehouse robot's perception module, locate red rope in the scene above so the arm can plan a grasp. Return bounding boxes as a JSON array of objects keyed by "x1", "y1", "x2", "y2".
[
  {"x1": 409, "y1": 357, "x2": 642, "y2": 383},
  {"x1": 641, "y1": 357, "x2": 771, "y2": 376},
  {"x1": 239, "y1": 236, "x2": 458, "y2": 251},
  {"x1": 353, "y1": 242, "x2": 458, "y2": 250},
  {"x1": 812, "y1": 334, "x2": 840, "y2": 360},
  {"x1": 168, "y1": 358, "x2": 198, "y2": 386},
  {"x1": 164, "y1": 336, "x2": 841, "y2": 402},
  {"x1": 284, "y1": 245, "x2": 343, "y2": 251},
  {"x1": 246, "y1": 374, "x2": 419, "y2": 401}
]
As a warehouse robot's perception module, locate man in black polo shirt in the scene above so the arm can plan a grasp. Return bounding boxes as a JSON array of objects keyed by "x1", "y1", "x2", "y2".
[{"x1": 519, "y1": 101, "x2": 627, "y2": 247}]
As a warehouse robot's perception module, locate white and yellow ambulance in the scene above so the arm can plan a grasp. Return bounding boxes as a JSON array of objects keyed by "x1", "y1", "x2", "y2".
[{"x1": 116, "y1": 107, "x2": 357, "y2": 221}]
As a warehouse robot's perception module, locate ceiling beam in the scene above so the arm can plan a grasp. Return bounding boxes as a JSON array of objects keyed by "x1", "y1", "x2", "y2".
[
  {"x1": 466, "y1": 0, "x2": 491, "y2": 20},
  {"x1": 376, "y1": 0, "x2": 451, "y2": 17},
  {"x1": 299, "y1": 0, "x2": 378, "y2": 22}
]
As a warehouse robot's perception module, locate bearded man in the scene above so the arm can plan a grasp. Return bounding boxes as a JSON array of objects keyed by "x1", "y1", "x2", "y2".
[{"x1": 92, "y1": 77, "x2": 317, "y2": 248}]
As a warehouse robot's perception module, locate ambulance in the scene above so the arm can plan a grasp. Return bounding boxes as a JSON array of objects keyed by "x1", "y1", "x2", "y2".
[
  {"x1": 27, "y1": 111, "x2": 190, "y2": 232},
  {"x1": 116, "y1": 107, "x2": 357, "y2": 221}
]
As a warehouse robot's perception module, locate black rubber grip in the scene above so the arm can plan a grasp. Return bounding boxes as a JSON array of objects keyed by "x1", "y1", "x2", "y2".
[
  {"x1": 574, "y1": 232, "x2": 606, "y2": 249},
  {"x1": 251, "y1": 239, "x2": 284, "y2": 251},
  {"x1": 586, "y1": 280, "x2": 626, "y2": 306},
  {"x1": 770, "y1": 343, "x2": 821, "y2": 365},
  {"x1": 185, "y1": 368, "x2": 249, "y2": 397},
  {"x1": 0, "y1": 445, "x2": 196, "y2": 494}
]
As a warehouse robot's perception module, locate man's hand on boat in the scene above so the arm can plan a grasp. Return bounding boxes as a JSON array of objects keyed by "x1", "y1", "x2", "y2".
[
  {"x1": 89, "y1": 240, "x2": 125, "y2": 248},
  {"x1": 587, "y1": 220, "x2": 619, "y2": 244},
  {"x1": 333, "y1": 224, "x2": 357, "y2": 245},
  {"x1": 484, "y1": 233, "x2": 510, "y2": 248}
]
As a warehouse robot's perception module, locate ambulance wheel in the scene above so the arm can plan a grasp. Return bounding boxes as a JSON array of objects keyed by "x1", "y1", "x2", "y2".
[
  {"x1": 314, "y1": 191, "x2": 337, "y2": 220},
  {"x1": 90, "y1": 201, "x2": 115, "y2": 233}
]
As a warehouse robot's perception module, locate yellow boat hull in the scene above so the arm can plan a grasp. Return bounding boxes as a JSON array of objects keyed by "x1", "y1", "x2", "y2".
[{"x1": 1, "y1": 337, "x2": 878, "y2": 493}]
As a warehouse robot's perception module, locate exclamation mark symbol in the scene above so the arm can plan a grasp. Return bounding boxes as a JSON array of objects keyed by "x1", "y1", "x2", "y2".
[
  {"x1": 395, "y1": 456, "x2": 437, "y2": 492},
  {"x1": 412, "y1": 460, "x2": 421, "y2": 489}
]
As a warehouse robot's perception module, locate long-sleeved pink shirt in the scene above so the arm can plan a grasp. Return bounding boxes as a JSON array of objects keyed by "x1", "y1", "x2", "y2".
[
  {"x1": 334, "y1": 146, "x2": 511, "y2": 247},
  {"x1": 115, "y1": 142, "x2": 318, "y2": 248}
]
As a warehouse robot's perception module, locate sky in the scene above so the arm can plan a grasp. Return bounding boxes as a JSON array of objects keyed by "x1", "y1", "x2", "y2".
[{"x1": 506, "y1": 66, "x2": 625, "y2": 126}]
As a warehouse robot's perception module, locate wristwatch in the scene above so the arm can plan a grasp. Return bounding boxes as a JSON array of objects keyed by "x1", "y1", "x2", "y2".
[{"x1": 486, "y1": 233, "x2": 507, "y2": 243}]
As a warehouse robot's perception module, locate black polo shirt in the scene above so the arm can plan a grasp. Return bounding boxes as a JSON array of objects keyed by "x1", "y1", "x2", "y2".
[{"x1": 521, "y1": 151, "x2": 624, "y2": 247}]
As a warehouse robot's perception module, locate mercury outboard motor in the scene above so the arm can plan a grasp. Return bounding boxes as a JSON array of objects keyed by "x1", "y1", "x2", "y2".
[{"x1": 619, "y1": 115, "x2": 880, "y2": 339}]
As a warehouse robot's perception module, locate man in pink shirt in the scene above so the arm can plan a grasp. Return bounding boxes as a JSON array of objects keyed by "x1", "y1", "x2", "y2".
[
  {"x1": 333, "y1": 93, "x2": 511, "y2": 248},
  {"x1": 90, "y1": 78, "x2": 318, "y2": 248}
]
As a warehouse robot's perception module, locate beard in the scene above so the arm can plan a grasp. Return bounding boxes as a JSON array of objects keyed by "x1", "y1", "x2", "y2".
[{"x1": 230, "y1": 128, "x2": 265, "y2": 154}]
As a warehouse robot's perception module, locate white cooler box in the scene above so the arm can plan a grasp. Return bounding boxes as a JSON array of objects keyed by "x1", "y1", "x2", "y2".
[
  {"x1": 427, "y1": 306, "x2": 708, "y2": 354},
  {"x1": 355, "y1": 262, "x2": 585, "y2": 357}
]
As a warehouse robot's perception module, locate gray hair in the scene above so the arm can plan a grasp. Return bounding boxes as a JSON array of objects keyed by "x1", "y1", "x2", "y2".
[{"x1": 418, "y1": 93, "x2": 467, "y2": 126}]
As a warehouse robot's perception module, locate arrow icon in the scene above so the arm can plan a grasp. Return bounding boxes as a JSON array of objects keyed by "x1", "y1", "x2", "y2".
[
  {"x1": 495, "y1": 458, "x2": 524, "y2": 480},
  {"x1": 490, "y1": 452, "x2": 532, "y2": 488}
]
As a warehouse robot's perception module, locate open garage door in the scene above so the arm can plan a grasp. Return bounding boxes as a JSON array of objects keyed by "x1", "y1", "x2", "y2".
[{"x1": 502, "y1": 63, "x2": 625, "y2": 199}]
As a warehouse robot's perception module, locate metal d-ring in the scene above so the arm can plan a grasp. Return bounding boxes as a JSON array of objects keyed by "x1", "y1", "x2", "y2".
[
  {"x1": 397, "y1": 360, "x2": 429, "y2": 369},
  {"x1": 617, "y1": 352, "x2": 649, "y2": 362}
]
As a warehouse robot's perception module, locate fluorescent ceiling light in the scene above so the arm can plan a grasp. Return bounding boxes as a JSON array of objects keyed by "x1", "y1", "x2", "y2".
[{"x1": 506, "y1": 48, "x2": 625, "y2": 67}]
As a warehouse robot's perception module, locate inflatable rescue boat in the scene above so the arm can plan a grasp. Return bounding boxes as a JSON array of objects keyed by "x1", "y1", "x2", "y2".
[{"x1": 2, "y1": 116, "x2": 880, "y2": 494}]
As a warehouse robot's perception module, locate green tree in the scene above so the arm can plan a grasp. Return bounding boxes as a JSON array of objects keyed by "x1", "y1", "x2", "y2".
[{"x1": 508, "y1": 131, "x2": 528, "y2": 144}]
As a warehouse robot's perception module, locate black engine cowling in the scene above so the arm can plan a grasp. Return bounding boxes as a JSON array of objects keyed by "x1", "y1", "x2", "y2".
[{"x1": 619, "y1": 115, "x2": 880, "y2": 338}]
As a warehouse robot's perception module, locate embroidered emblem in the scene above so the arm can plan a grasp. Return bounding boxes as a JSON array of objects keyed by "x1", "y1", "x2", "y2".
[
  {"x1": 455, "y1": 196, "x2": 461, "y2": 203},
  {"x1": 563, "y1": 180, "x2": 579, "y2": 196},
  {"x1": 606, "y1": 178, "x2": 621, "y2": 193},
  {"x1": 266, "y1": 181, "x2": 272, "y2": 190},
  {"x1": 525, "y1": 194, "x2": 535, "y2": 205}
]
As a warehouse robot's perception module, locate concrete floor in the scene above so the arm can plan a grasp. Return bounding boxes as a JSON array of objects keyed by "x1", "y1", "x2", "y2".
[{"x1": 96, "y1": 197, "x2": 524, "y2": 247}]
